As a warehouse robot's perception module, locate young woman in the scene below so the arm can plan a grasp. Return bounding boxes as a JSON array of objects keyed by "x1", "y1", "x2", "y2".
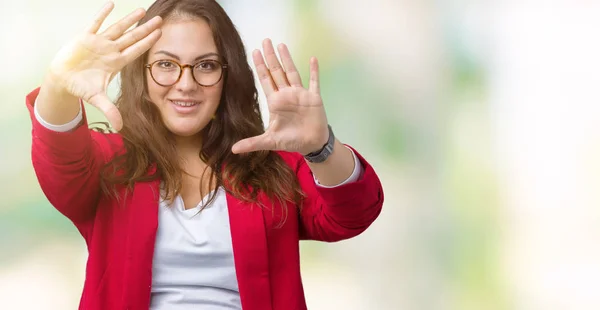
[{"x1": 27, "y1": 0, "x2": 384, "y2": 309}]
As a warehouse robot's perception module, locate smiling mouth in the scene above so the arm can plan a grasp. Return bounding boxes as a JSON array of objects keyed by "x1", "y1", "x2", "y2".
[{"x1": 169, "y1": 100, "x2": 201, "y2": 107}]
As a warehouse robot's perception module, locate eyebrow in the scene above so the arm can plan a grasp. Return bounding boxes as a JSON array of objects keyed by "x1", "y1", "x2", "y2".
[{"x1": 153, "y1": 50, "x2": 220, "y2": 62}]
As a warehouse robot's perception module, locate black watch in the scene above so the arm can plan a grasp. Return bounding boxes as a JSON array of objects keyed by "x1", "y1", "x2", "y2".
[{"x1": 303, "y1": 125, "x2": 335, "y2": 163}]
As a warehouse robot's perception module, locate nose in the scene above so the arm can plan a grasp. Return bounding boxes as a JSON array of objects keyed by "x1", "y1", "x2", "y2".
[{"x1": 174, "y1": 67, "x2": 198, "y2": 92}]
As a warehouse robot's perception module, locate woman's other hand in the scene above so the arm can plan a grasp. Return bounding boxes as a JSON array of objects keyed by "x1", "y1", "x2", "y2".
[{"x1": 41, "y1": 1, "x2": 162, "y2": 131}]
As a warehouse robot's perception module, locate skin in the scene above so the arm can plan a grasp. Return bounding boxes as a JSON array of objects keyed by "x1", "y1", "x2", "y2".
[{"x1": 145, "y1": 19, "x2": 224, "y2": 146}]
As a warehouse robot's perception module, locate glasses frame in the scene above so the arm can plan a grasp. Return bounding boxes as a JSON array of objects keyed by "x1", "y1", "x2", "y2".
[{"x1": 145, "y1": 59, "x2": 228, "y2": 87}]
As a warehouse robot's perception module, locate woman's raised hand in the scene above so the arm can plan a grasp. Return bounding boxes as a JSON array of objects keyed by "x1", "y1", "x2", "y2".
[
  {"x1": 47, "y1": 1, "x2": 162, "y2": 131},
  {"x1": 231, "y1": 39, "x2": 329, "y2": 156}
]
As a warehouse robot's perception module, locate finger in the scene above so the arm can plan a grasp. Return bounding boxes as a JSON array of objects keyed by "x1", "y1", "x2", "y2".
[
  {"x1": 231, "y1": 133, "x2": 275, "y2": 154},
  {"x1": 262, "y1": 38, "x2": 290, "y2": 89},
  {"x1": 308, "y1": 57, "x2": 320, "y2": 94},
  {"x1": 116, "y1": 16, "x2": 162, "y2": 51},
  {"x1": 100, "y1": 8, "x2": 146, "y2": 40},
  {"x1": 277, "y1": 43, "x2": 303, "y2": 87},
  {"x1": 85, "y1": 1, "x2": 115, "y2": 34},
  {"x1": 120, "y1": 28, "x2": 162, "y2": 64},
  {"x1": 89, "y1": 93, "x2": 123, "y2": 131},
  {"x1": 252, "y1": 49, "x2": 277, "y2": 97}
]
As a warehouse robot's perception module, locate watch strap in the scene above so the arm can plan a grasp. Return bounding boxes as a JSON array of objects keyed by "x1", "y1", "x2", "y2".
[{"x1": 303, "y1": 125, "x2": 335, "y2": 163}]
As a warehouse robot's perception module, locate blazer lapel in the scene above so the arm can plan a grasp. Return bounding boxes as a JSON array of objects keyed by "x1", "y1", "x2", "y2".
[
  {"x1": 226, "y1": 193, "x2": 273, "y2": 310},
  {"x1": 123, "y1": 178, "x2": 161, "y2": 309}
]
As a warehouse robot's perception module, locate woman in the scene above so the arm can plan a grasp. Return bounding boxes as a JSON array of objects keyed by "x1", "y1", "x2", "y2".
[{"x1": 26, "y1": 0, "x2": 384, "y2": 309}]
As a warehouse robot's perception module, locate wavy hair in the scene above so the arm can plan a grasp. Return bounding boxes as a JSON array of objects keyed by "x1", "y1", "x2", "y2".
[{"x1": 99, "y1": 0, "x2": 304, "y2": 222}]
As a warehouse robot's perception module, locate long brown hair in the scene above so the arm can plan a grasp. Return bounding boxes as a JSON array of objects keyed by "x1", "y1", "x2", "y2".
[{"x1": 100, "y1": 0, "x2": 304, "y2": 220}]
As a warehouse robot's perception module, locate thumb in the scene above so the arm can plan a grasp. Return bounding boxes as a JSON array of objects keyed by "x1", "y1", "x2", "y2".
[
  {"x1": 231, "y1": 133, "x2": 275, "y2": 154},
  {"x1": 89, "y1": 92, "x2": 123, "y2": 131}
]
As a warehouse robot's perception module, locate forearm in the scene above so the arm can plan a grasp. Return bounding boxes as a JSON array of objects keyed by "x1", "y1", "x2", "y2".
[
  {"x1": 297, "y1": 146, "x2": 384, "y2": 241},
  {"x1": 36, "y1": 74, "x2": 80, "y2": 126},
  {"x1": 26, "y1": 87, "x2": 102, "y2": 224},
  {"x1": 306, "y1": 139, "x2": 355, "y2": 186}
]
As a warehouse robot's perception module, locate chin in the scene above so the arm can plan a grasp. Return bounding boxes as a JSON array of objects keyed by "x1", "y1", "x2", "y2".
[{"x1": 164, "y1": 120, "x2": 208, "y2": 137}]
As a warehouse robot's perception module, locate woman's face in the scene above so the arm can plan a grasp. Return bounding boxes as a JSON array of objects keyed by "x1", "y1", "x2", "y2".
[{"x1": 146, "y1": 18, "x2": 224, "y2": 138}]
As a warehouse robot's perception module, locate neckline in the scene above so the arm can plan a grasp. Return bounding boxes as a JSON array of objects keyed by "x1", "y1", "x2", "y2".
[{"x1": 171, "y1": 186, "x2": 225, "y2": 218}]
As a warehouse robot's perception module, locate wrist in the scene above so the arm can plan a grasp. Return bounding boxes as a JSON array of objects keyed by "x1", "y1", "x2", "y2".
[
  {"x1": 303, "y1": 125, "x2": 335, "y2": 163},
  {"x1": 41, "y1": 73, "x2": 71, "y2": 99},
  {"x1": 303, "y1": 125, "x2": 330, "y2": 155},
  {"x1": 37, "y1": 73, "x2": 81, "y2": 125}
]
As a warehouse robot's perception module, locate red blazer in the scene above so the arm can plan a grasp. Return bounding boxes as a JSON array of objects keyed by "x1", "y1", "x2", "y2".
[{"x1": 26, "y1": 87, "x2": 384, "y2": 310}]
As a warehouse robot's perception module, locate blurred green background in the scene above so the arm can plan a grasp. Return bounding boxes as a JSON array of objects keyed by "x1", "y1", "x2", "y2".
[{"x1": 2, "y1": 1, "x2": 600, "y2": 309}]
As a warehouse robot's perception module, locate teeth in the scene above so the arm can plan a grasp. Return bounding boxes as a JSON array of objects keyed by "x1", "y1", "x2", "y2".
[{"x1": 171, "y1": 100, "x2": 198, "y2": 107}]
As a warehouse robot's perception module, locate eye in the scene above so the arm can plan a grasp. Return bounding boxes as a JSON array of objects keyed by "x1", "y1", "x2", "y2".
[
  {"x1": 157, "y1": 60, "x2": 177, "y2": 69},
  {"x1": 195, "y1": 60, "x2": 218, "y2": 72}
]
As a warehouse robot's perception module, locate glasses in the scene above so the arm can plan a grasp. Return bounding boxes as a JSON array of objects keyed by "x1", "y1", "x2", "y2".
[{"x1": 145, "y1": 59, "x2": 227, "y2": 87}]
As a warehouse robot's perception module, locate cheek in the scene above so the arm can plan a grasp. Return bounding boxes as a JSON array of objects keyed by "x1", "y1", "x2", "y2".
[
  {"x1": 146, "y1": 78, "x2": 168, "y2": 104},
  {"x1": 206, "y1": 84, "x2": 224, "y2": 105}
]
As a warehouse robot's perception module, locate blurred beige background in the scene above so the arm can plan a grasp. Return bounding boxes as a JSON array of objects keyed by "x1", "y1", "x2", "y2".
[{"x1": 1, "y1": 0, "x2": 600, "y2": 309}]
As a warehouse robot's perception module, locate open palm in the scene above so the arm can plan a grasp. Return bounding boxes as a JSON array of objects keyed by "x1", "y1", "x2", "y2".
[
  {"x1": 48, "y1": 2, "x2": 162, "y2": 131},
  {"x1": 231, "y1": 39, "x2": 329, "y2": 155}
]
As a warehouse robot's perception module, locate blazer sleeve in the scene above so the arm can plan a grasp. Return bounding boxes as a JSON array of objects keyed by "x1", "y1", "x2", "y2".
[
  {"x1": 283, "y1": 146, "x2": 384, "y2": 242},
  {"x1": 26, "y1": 87, "x2": 116, "y2": 229}
]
